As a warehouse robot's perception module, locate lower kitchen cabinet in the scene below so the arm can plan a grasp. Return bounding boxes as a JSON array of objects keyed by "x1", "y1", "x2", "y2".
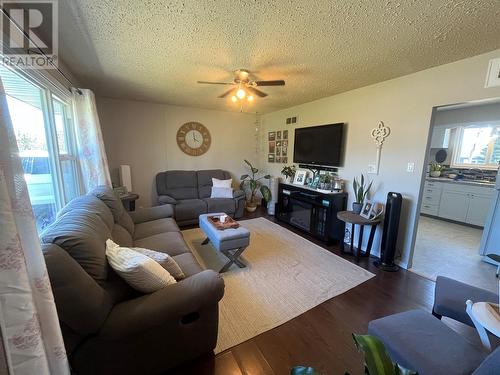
[
  {"x1": 467, "y1": 193, "x2": 494, "y2": 226},
  {"x1": 438, "y1": 190, "x2": 469, "y2": 222}
]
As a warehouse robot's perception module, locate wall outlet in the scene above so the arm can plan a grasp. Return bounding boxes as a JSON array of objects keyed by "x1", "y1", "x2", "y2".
[
  {"x1": 367, "y1": 164, "x2": 378, "y2": 174},
  {"x1": 407, "y1": 162, "x2": 415, "y2": 173}
]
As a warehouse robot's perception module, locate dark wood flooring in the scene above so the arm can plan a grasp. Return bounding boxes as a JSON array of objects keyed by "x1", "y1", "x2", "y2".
[{"x1": 171, "y1": 207, "x2": 493, "y2": 375}]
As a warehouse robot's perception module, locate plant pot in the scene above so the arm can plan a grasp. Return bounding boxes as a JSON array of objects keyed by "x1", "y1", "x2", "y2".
[
  {"x1": 246, "y1": 202, "x2": 257, "y2": 212},
  {"x1": 352, "y1": 202, "x2": 363, "y2": 214},
  {"x1": 430, "y1": 171, "x2": 441, "y2": 177}
]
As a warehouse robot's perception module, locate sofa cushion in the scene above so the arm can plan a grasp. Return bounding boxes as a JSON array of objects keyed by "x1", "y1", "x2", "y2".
[
  {"x1": 90, "y1": 186, "x2": 135, "y2": 235},
  {"x1": 203, "y1": 198, "x2": 236, "y2": 214},
  {"x1": 172, "y1": 253, "x2": 204, "y2": 277},
  {"x1": 133, "y1": 218, "x2": 180, "y2": 240},
  {"x1": 112, "y1": 224, "x2": 134, "y2": 247},
  {"x1": 174, "y1": 199, "x2": 207, "y2": 222},
  {"x1": 134, "y1": 231, "x2": 191, "y2": 257},
  {"x1": 58, "y1": 195, "x2": 114, "y2": 230},
  {"x1": 473, "y1": 347, "x2": 500, "y2": 375},
  {"x1": 41, "y1": 207, "x2": 111, "y2": 282},
  {"x1": 157, "y1": 170, "x2": 198, "y2": 200},
  {"x1": 197, "y1": 169, "x2": 231, "y2": 199},
  {"x1": 368, "y1": 309, "x2": 486, "y2": 375}
]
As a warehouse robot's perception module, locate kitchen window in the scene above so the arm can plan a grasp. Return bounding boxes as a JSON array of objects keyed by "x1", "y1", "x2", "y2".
[
  {"x1": 452, "y1": 124, "x2": 500, "y2": 169},
  {"x1": 0, "y1": 64, "x2": 82, "y2": 232}
]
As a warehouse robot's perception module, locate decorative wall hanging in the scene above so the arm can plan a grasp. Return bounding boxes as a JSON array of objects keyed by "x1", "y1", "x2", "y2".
[
  {"x1": 369, "y1": 121, "x2": 391, "y2": 174},
  {"x1": 268, "y1": 130, "x2": 289, "y2": 163},
  {"x1": 177, "y1": 122, "x2": 211, "y2": 156}
]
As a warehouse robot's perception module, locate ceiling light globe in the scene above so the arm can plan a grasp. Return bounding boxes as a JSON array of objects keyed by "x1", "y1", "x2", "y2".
[
  {"x1": 247, "y1": 95, "x2": 254, "y2": 102},
  {"x1": 231, "y1": 95, "x2": 237, "y2": 102},
  {"x1": 236, "y1": 88, "x2": 246, "y2": 99}
]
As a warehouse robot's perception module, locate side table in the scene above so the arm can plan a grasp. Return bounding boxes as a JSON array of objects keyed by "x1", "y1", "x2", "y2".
[
  {"x1": 337, "y1": 211, "x2": 381, "y2": 262},
  {"x1": 466, "y1": 300, "x2": 500, "y2": 351},
  {"x1": 120, "y1": 193, "x2": 139, "y2": 211}
]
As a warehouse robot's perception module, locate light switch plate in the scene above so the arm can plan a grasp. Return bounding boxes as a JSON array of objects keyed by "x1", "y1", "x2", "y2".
[{"x1": 407, "y1": 162, "x2": 415, "y2": 173}]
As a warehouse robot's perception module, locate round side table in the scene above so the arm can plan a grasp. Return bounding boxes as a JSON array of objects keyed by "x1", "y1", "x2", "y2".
[{"x1": 337, "y1": 211, "x2": 381, "y2": 262}]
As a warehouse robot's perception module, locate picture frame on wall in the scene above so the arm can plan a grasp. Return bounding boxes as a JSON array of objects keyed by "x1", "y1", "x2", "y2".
[
  {"x1": 268, "y1": 154, "x2": 275, "y2": 163},
  {"x1": 276, "y1": 147, "x2": 281, "y2": 156},
  {"x1": 277, "y1": 130, "x2": 282, "y2": 139},
  {"x1": 282, "y1": 156, "x2": 288, "y2": 163},
  {"x1": 268, "y1": 141, "x2": 275, "y2": 153},
  {"x1": 283, "y1": 130, "x2": 288, "y2": 140},
  {"x1": 276, "y1": 156, "x2": 281, "y2": 163},
  {"x1": 268, "y1": 131, "x2": 276, "y2": 141},
  {"x1": 293, "y1": 170, "x2": 307, "y2": 185}
]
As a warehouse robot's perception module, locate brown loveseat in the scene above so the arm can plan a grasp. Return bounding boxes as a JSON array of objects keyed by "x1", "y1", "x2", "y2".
[{"x1": 41, "y1": 186, "x2": 224, "y2": 375}]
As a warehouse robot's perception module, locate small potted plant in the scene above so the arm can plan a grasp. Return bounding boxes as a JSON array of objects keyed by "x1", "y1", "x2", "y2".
[
  {"x1": 281, "y1": 165, "x2": 296, "y2": 183},
  {"x1": 319, "y1": 173, "x2": 333, "y2": 190},
  {"x1": 430, "y1": 163, "x2": 444, "y2": 177},
  {"x1": 352, "y1": 174, "x2": 372, "y2": 214},
  {"x1": 241, "y1": 159, "x2": 272, "y2": 212}
]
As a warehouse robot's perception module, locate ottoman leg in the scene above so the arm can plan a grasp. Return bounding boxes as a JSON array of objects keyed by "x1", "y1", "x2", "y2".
[
  {"x1": 220, "y1": 247, "x2": 247, "y2": 273},
  {"x1": 201, "y1": 237, "x2": 210, "y2": 245}
]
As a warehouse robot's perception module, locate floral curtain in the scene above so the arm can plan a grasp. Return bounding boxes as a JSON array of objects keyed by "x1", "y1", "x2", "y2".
[
  {"x1": 0, "y1": 80, "x2": 69, "y2": 373},
  {"x1": 72, "y1": 88, "x2": 112, "y2": 192}
]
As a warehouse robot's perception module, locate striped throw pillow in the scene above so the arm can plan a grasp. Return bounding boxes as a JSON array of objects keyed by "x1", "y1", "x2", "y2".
[{"x1": 132, "y1": 247, "x2": 185, "y2": 280}]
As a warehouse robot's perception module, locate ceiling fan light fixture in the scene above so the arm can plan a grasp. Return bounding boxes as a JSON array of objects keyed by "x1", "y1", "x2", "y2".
[
  {"x1": 247, "y1": 95, "x2": 254, "y2": 102},
  {"x1": 231, "y1": 95, "x2": 237, "y2": 102},
  {"x1": 236, "y1": 88, "x2": 246, "y2": 99}
]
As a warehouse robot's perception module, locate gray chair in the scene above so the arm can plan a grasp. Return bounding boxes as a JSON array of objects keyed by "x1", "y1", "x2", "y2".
[
  {"x1": 156, "y1": 169, "x2": 246, "y2": 226},
  {"x1": 368, "y1": 276, "x2": 499, "y2": 375},
  {"x1": 41, "y1": 187, "x2": 225, "y2": 375}
]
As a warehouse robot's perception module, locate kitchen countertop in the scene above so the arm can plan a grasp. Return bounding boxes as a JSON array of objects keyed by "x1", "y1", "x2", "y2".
[{"x1": 426, "y1": 177, "x2": 495, "y2": 188}]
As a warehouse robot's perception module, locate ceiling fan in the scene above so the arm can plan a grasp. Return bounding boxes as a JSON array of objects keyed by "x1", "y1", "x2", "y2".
[{"x1": 197, "y1": 69, "x2": 285, "y2": 102}]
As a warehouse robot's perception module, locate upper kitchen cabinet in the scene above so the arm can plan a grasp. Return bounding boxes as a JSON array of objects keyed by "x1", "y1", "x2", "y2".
[{"x1": 430, "y1": 126, "x2": 451, "y2": 148}]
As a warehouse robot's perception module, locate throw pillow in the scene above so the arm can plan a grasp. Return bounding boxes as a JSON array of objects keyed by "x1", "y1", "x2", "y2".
[
  {"x1": 132, "y1": 247, "x2": 185, "y2": 280},
  {"x1": 106, "y1": 239, "x2": 176, "y2": 293},
  {"x1": 212, "y1": 178, "x2": 232, "y2": 188},
  {"x1": 210, "y1": 187, "x2": 233, "y2": 199}
]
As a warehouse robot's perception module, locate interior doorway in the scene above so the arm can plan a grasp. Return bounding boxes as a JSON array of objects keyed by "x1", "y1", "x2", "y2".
[{"x1": 410, "y1": 98, "x2": 500, "y2": 293}]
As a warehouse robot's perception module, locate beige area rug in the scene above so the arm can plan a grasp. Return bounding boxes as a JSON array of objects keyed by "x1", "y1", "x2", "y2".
[{"x1": 181, "y1": 217, "x2": 374, "y2": 353}]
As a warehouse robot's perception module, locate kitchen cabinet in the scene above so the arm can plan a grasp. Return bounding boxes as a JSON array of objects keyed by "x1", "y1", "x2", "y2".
[
  {"x1": 467, "y1": 194, "x2": 494, "y2": 226},
  {"x1": 430, "y1": 127, "x2": 450, "y2": 149},
  {"x1": 438, "y1": 190, "x2": 469, "y2": 222}
]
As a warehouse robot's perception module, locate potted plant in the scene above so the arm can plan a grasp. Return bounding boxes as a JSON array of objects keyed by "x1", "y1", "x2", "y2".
[
  {"x1": 352, "y1": 174, "x2": 372, "y2": 214},
  {"x1": 281, "y1": 165, "x2": 296, "y2": 183},
  {"x1": 241, "y1": 159, "x2": 272, "y2": 212},
  {"x1": 430, "y1": 163, "x2": 444, "y2": 177},
  {"x1": 319, "y1": 173, "x2": 333, "y2": 190}
]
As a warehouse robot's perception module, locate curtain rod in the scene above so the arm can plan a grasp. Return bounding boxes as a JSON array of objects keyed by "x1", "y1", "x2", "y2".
[{"x1": 1, "y1": 8, "x2": 81, "y2": 94}]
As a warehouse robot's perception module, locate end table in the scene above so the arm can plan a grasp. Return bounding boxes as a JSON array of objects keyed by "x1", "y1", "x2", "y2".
[
  {"x1": 337, "y1": 211, "x2": 381, "y2": 262},
  {"x1": 120, "y1": 193, "x2": 139, "y2": 211}
]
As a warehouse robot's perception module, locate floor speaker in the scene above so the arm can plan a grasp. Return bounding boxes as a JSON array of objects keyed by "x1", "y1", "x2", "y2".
[{"x1": 374, "y1": 192, "x2": 402, "y2": 272}]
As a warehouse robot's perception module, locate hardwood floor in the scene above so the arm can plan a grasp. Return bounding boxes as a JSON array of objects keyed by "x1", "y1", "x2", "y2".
[{"x1": 171, "y1": 207, "x2": 491, "y2": 375}]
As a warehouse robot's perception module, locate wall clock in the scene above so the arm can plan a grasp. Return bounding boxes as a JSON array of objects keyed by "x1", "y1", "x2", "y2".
[{"x1": 176, "y1": 122, "x2": 211, "y2": 156}]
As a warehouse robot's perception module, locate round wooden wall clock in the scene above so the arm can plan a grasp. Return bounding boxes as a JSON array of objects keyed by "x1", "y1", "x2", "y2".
[{"x1": 176, "y1": 122, "x2": 211, "y2": 156}]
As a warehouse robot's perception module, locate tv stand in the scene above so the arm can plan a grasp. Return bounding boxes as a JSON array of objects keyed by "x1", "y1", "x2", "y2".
[{"x1": 276, "y1": 183, "x2": 348, "y2": 243}]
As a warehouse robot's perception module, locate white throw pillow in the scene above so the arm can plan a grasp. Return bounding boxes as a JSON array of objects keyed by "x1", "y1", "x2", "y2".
[
  {"x1": 132, "y1": 247, "x2": 185, "y2": 280},
  {"x1": 212, "y1": 178, "x2": 232, "y2": 188},
  {"x1": 210, "y1": 187, "x2": 233, "y2": 198},
  {"x1": 106, "y1": 239, "x2": 176, "y2": 293}
]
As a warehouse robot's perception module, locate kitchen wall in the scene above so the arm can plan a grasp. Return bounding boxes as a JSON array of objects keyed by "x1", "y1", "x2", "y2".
[
  {"x1": 97, "y1": 98, "x2": 258, "y2": 207},
  {"x1": 260, "y1": 49, "x2": 500, "y2": 268}
]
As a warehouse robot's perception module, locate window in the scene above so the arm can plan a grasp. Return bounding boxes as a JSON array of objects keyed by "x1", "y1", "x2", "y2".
[
  {"x1": 0, "y1": 65, "x2": 82, "y2": 232},
  {"x1": 452, "y1": 124, "x2": 500, "y2": 169}
]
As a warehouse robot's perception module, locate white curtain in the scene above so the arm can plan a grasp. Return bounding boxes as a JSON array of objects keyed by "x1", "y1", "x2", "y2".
[
  {"x1": 72, "y1": 88, "x2": 112, "y2": 192},
  {"x1": 0, "y1": 81, "x2": 70, "y2": 373}
]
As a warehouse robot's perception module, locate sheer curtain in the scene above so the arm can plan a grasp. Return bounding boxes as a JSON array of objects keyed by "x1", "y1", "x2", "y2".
[
  {"x1": 0, "y1": 80, "x2": 69, "y2": 373},
  {"x1": 72, "y1": 88, "x2": 112, "y2": 192}
]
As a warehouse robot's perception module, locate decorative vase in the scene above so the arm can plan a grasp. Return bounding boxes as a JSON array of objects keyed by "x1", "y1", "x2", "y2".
[
  {"x1": 246, "y1": 202, "x2": 257, "y2": 212},
  {"x1": 430, "y1": 171, "x2": 441, "y2": 177},
  {"x1": 352, "y1": 202, "x2": 363, "y2": 214}
]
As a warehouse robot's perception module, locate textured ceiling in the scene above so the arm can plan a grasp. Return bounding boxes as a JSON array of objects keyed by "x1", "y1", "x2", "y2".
[{"x1": 59, "y1": 0, "x2": 500, "y2": 113}]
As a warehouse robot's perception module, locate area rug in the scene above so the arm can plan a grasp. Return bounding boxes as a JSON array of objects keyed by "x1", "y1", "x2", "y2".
[{"x1": 182, "y1": 217, "x2": 374, "y2": 353}]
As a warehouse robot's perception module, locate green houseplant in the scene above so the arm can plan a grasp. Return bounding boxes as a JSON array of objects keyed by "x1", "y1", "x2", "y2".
[
  {"x1": 429, "y1": 163, "x2": 444, "y2": 177},
  {"x1": 281, "y1": 165, "x2": 297, "y2": 183},
  {"x1": 241, "y1": 159, "x2": 272, "y2": 212},
  {"x1": 352, "y1": 174, "x2": 372, "y2": 214}
]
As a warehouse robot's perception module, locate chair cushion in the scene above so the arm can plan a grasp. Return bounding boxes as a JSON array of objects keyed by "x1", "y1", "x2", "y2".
[
  {"x1": 203, "y1": 198, "x2": 236, "y2": 214},
  {"x1": 473, "y1": 347, "x2": 500, "y2": 375},
  {"x1": 197, "y1": 169, "x2": 231, "y2": 198},
  {"x1": 174, "y1": 199, "x2": 207, "y2": 222},
  {"x1": 172, "y1": 253, "x2": 204, "y2": 277},
  {"x1": 368, "y1": 309, "x2": 486, "y2": 375},
  {"x1": 156, "y1": 170, "x2": 198, "y2": 199},
  {"x1": 133, "y1": 218, "x2": 180, "y2": 240},
  {"x1": 133, "y1": 231, "x2": 191, "y2": 257}
]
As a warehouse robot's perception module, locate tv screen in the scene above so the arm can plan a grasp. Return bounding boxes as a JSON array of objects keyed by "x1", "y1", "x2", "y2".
[{"x1": 293, "y1": 123, "x2": 344, "y2": 167}]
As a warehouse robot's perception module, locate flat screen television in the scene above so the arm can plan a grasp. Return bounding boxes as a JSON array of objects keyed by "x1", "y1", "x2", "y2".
[{"x1": 293, "y1": 123, "x2": 344, "y2": 167}]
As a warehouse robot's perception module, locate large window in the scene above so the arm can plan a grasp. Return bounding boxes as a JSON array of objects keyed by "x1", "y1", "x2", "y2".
[
  {"x1": 452, "y1": 124, "x2": 500, "y2": 169},
  {"x1": 0, "y1": 65, "x2": 82, "y2": 232}
]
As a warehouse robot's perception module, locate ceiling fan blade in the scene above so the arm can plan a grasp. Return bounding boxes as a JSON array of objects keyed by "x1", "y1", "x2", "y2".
[
  {"x1": 247, "y1": 86, "x2": 268, "y2": 97},
  {"x1": 197, "y1": 81, "x2": 234, "y2": 85},
  {"x1": 254, "y1": 80, "x2": 285, "y2": 86},
  {"x1": 218, "y1": 88, "x2": 236, "y2": 98}
]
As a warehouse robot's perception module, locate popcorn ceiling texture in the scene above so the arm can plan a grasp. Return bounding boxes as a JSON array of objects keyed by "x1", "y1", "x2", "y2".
[{"x1": 60, "y1": 0, "x2": 500, "y2": 113}]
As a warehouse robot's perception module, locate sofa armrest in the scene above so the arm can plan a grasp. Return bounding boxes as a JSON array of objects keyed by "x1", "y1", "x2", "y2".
[
  {"x1": 233, "y1": 189, "x2": 246, "y2": 199},
  {"x1": 129, "y1": 204, "x2": 174, "y2": 224},
  {"x1": 433, "y1": 276, "x2": 498, "y2": 327},
  {"x1": 158, "y1": 194, "x2": 178, "y2": 205},
  {"x1": 99, "y1": 270, "x2": 224, "y2": 339}
]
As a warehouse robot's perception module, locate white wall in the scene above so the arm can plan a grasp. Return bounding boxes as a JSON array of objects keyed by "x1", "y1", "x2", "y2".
[
  {"x1": 260, "y1": 49, "x2": 500, "y2": 268},
  {"x1": 97, "y1": 98, "x2": 258, "y2": 207}
]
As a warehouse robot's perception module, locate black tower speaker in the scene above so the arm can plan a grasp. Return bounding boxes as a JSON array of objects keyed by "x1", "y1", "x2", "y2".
[{"x1": 374, "y1": 192, "x2": 402, "y2": 272}]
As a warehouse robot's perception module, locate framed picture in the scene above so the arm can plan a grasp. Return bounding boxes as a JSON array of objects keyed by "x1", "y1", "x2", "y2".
[
  {"x1": 268, "y1": 141, "x2": 275, "y2": 153},
  {"x1": 282, "y1": 156, "x2": 288, "y2": 163},
  {"x1": 282, "y1": 146, "x2": 287, "y2": 155},
  {"x1": 310, "y1": 175, "x2": 320, "y2": 189},
  {"x1": 282, "y1": 140, "x2": 288, "y2": 147},
  {"x1": 276, "y1": 156, "x2": 281, "y2": 163},
  {"x1": 368, "y1": 202, "x2": 384, "y2": 220},
  {"x1": 268, "y1": 132, "x2": 276, "y2": 141},
  {"x1": 360, "y1": 201, "x2": 373, "y2": 219},
  {"x1": 276, "y1": 140, "x2": 281, "y2": 147},
  {"x1": 283, "y1": 130, "x2": 288, "y2": 140},
  {"x1": 293, "y1": 169, "x2": 307, "y2": 185},
  {"x1": 268, "y1": 154, "x2": 275, "y2": 163},
  {"x1": 277, "y1": 130, "x2": 282, "y2": 140},
  {"x1": 276, "y1": 147, "x2": 281, "y2": 156}
]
